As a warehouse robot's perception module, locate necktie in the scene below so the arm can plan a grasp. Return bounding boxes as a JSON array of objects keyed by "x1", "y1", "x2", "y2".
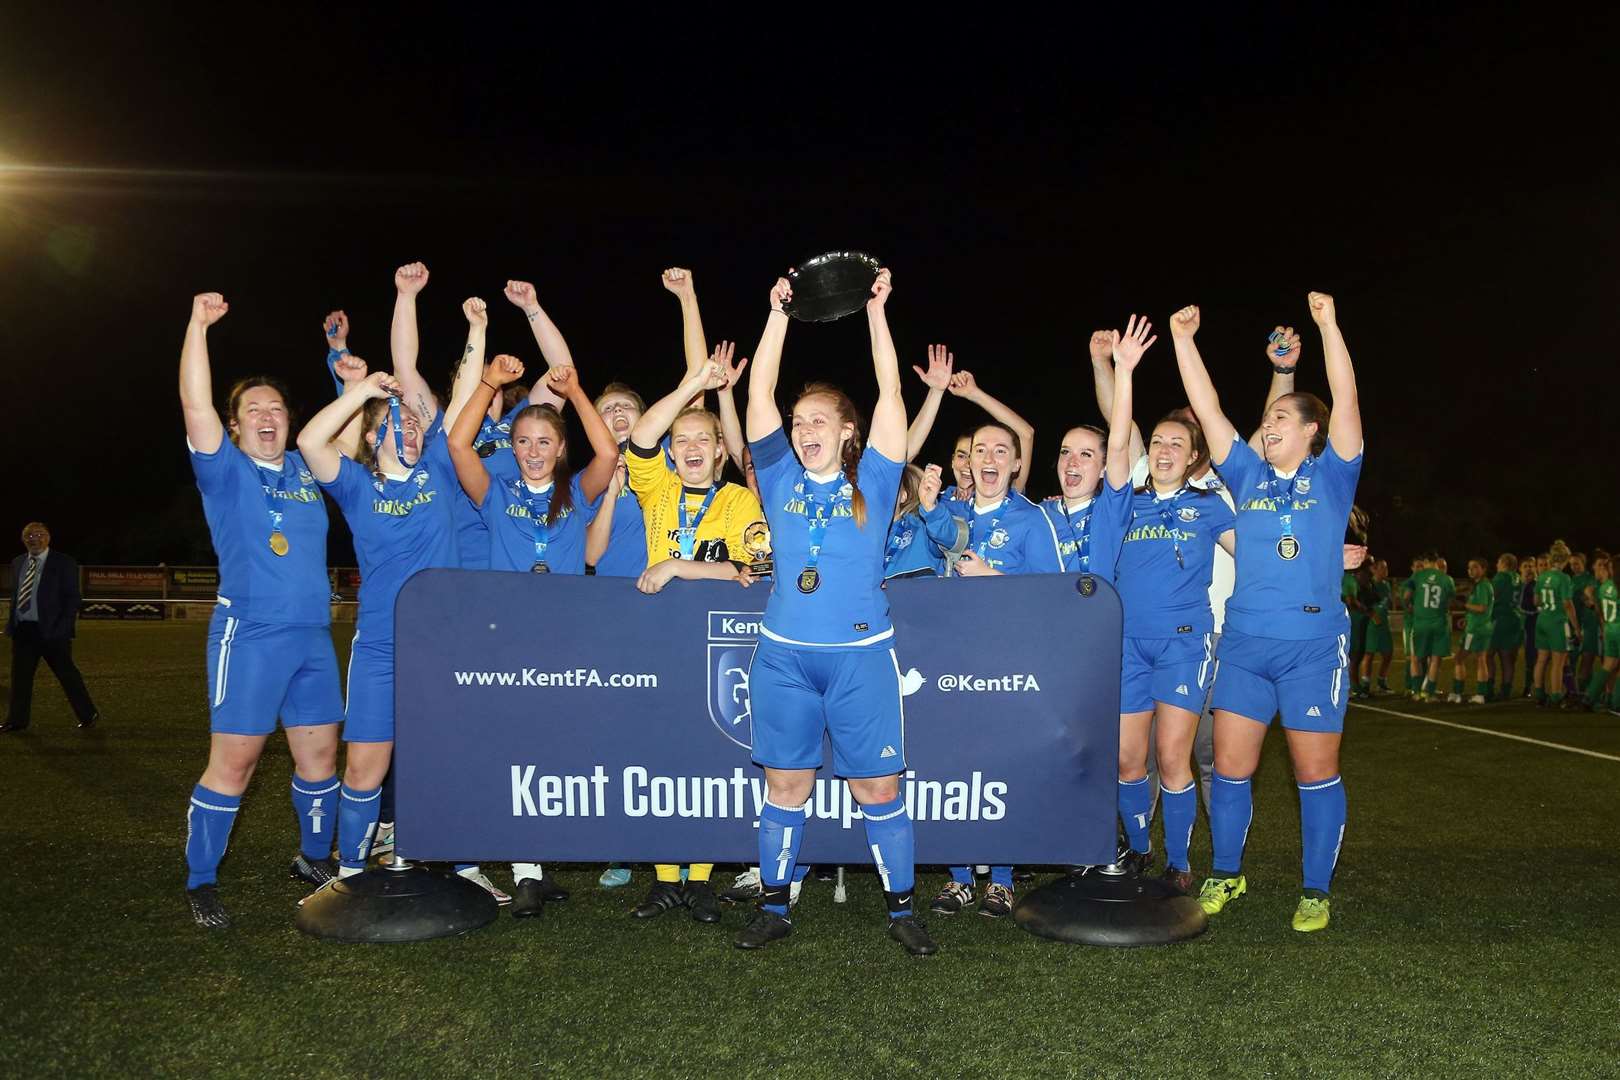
[{"x1": 18, "y1": 557, "x2": 40, "y2": 614}]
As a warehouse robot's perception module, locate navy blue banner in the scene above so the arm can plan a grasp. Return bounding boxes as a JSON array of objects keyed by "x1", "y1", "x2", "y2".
[{"x1": 394, "y1": 571, "x2": 1120, "y2": 866}]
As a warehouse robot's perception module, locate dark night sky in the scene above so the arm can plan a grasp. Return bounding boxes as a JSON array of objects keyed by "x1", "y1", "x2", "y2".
[{"x1": 2, "y1": 8, "x2": 1616, "y2": 568}]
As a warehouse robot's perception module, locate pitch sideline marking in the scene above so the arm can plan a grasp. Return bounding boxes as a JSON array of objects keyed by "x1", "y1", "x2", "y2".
[{"x1": 1352, "y1": 702, "x2": 1620, "y2": 763}]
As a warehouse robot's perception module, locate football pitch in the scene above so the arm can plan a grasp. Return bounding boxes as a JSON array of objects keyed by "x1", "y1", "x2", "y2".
[{"x1": 3, "y1": 623, "x2": 1617, "y2": 1079}]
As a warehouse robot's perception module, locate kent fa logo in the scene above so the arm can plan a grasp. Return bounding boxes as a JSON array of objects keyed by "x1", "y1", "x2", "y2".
[{"x1": 707, "y1": 610, "x2": 761, "y2": 749}]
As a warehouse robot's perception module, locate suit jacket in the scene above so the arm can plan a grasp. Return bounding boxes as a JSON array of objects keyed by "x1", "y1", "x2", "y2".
[{"x1": 7, "y1": 552, "x2": 81, "y2": 640}]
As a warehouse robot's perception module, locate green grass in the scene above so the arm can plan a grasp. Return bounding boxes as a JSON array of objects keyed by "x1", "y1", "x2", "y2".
[{"x1": 3, "y1": 623, "x2": 1619, "y2": 1079}]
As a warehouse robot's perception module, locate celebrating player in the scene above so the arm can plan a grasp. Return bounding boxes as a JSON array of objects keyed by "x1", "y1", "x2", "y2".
[
  {"x1": 1103, "y1": 317, "x2": 1236, "y2": 895},
  {"x1": 735, "y1": 267, "x2": 935, "y2": 955},
  {"x1": 447, "y1": 356, "x2": 619, "y2": 912},
  {"x1": 1172, "y1": 292, "x2": 1363, "y2": 933},
  {"x1": 178, "y1": 293, "x2": 355, "y2": 929},
  {"x1": 921, "y1": 347, "x2": 1070, "y2": 914},
  {"x1": 621, "y1": 357, "x2": 767, "y2": 922},
  {"x1": 290, "y1": 262, "x2": 484, "y2": 901}
]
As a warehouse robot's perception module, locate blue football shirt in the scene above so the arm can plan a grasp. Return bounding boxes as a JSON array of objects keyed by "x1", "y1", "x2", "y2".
[
  {"x1": 479, "y1": 472, "x2": 600, "y2": 575},
  {"x1": 1115, "y1": 486, "x2": 1236, "y2": 636},
  {"x1": 320, "y1": 419, "x2": 460, "y2": 642},
  {"x1": 190, "y1": 440, "x2": 331, "y2": 626},
  {"x1": 1042, "y1": 495, "x2": 1100, "y2": 573},
  {"x1": 589, "y1": 481, "x2": 649, "y2": 577},
  {"x1": 883, "y1": 511, "x2": 944, "y2": 580},
  {"x1": 1216, "y1": 435, "x2": 1363, "y2": 640},
  {"x1": 931, "y1": 491, "x2": 1064, "y2": 576},
  {"x1": 750, "y1": 428, "x2": 902, "y2": 649}
]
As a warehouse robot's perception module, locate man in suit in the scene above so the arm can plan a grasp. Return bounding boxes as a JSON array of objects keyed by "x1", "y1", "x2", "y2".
[{"x1": 3, "y1": 522, "x2": 100, "y2": 732}]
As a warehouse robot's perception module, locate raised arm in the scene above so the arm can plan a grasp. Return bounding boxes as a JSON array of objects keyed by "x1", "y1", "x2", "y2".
[
  {"x1": 331, "y1": 350, "x2": 371, "y2": 460},
  {"x1": 745, "y1": 278, "x2": 792, "y2": 442},
  {"x1": 946, "y1": 368, "x2": 1035, "y2": 491},
  {"x1": 584, "y1": 460, "x2": 624, "y2": 568},
  {"x1": 449, "y1": 354, "x2": 524, "y2": 508},
  {"x1": 1248, "y1": 325, "x2": 1300, "y2": 452},
  {"x1": 504, "y1": 279, "x2": 577, "y2": 373},
  {"x1": 388, "y1": 262, "x2": 438, "y2": 427},
  {"x1": 1107, "y1": 316, "x2": 1157, "y2": 488},
  {"x1": 180, "y1": 293, "x2": 230, "y2": 453},
  {"x1": 298, "y1": 372, "x2": 397, "y2": 484},
  {"x1": 440, "y1": 297, "x2": 489, "y2": 435},
  {"x1": 906, "y1": 344, "x2": 953, "y2": 462},
  {"x1": 324, "y1": 310, "x2": 369, "y2": 459},
  {"x1": 632, "y1": 359, "x2": 727, "y2": 449},
  {"x1": 865, "y1": 269, "x2": 906, "y2": 461},
  {"x1": 661, "y1": 268, "x2": 709, "y2": 378},
  {"x1": 1309, "y1": 292, "x2": 1361, "y2": 459},
  {"x1": 1090, "y1": 329, "x2": 1144, "y2": 464},
  {"x1": 714, "y1": 341, "x2": 749, "y2": 472},
  {"x1": 548, "y1": 366, "x2": 621, "y2": 503},
  {"x1": 1169, "y1": 305, "x2": 1240, "y2": 466}
]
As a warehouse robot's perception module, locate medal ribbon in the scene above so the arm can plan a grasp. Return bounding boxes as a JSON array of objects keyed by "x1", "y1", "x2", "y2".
[
  {"x1": 1152, "y1": 486, "x2": 1190, "y2": 570},
  {"x1": 676, "y1": 485, "x2": 719, "y2": 560},
  {"x1": 797, "y1": 473, "x2": 851, "y2": 577},
  {"x1": 970, "y1": 498, "x2": 1008, "y2": 559},
  {"x1": 258, "y1": 462, "x2": 289, "y2": 540},
  {"x1": 1054, "y1": 498, "x2": 1091, "y2": 570},
  {"x1": 1264, "y1": 457, "x2": 1315, "y2": 552},
  {"x1": 514, "y1": 480, "x2": 555, "y2": 565}
]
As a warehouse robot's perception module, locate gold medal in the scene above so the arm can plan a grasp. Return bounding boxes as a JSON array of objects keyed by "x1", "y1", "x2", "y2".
[
  {"x1": 1277, "y1": 536, "x2": 1300, "y2": 561},
  {"x1": 531, "y1": 561, "x2": 550, "y2": 574},
  {"x1": 797, "y1": 567, "x2": 821, "y2": 594},
  {"x1": 269, "y1": 531, "x2": 290, "y2": 557}
]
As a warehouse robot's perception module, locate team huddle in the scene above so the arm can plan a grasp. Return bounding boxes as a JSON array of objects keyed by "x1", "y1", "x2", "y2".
[
  {"x1": 177, "y1": 261, "x2": 1362, "y2": 952},
  {"x1": 1347, "y1": 543, "x2": 1620, "y2": 711}
]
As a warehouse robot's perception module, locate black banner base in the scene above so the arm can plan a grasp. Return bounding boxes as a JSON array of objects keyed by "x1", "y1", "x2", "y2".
[
  {"x1": 294, "y1": 862, "x2": 498, "y2": 943},
  {"x1": 1013, "y1": 868, "x2": 1208, "y2": 947}
]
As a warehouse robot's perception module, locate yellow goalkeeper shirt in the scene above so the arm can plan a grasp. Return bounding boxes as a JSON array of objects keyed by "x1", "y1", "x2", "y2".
[{"x1": 625, "y1": 443, "x2": 765, "y2": 568}]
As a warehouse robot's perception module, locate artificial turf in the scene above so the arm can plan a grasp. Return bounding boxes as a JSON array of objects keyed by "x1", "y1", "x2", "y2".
[{"x1": 2, "y1": 622, "x2": 1617, "y2": 1079}]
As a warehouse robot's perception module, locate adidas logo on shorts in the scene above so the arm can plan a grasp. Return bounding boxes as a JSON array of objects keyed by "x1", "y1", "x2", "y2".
[
  {"x1": 1306, "y1": 706, "x2": 1323, "y2": 717},
  {"x1": 1175, "y1": 684, "x2": 1190, "y2": 695},
  {"x1": 880, "y1": 745, "x2": 898, "y2": 759}
]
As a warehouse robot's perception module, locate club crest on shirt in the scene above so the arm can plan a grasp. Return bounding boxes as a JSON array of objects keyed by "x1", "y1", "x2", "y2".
[
  {"x1": 1203, "y1": 475, "x2": 1224, "y2": 491},
  {"x1": 1178, "y1": 507, "x2": 1199, "y2": 522},
  {"x1": 894, "y1": 530, "x2": 914, "y2": 551},
  {"x1": 415, "y1": 471, "x2": 429, "y2": 488},
  {"x1": 988, "y1": 528, "x2": 1010, "y2": 549},
  {"x1": 298, "y1": 468, "x2": 315, "y2": 486},
  {"x1": 1296, "y1": 477, "x2": 1311, "y2": 495}
]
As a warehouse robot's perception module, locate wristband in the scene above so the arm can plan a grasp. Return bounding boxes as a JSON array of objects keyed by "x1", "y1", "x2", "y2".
[
  {"x1": 480, "y1": 380, "x2": 500, "y2": 393},
  {"x1": 1271, "y1": 363, "x2": 1296, "y2": 375}
]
